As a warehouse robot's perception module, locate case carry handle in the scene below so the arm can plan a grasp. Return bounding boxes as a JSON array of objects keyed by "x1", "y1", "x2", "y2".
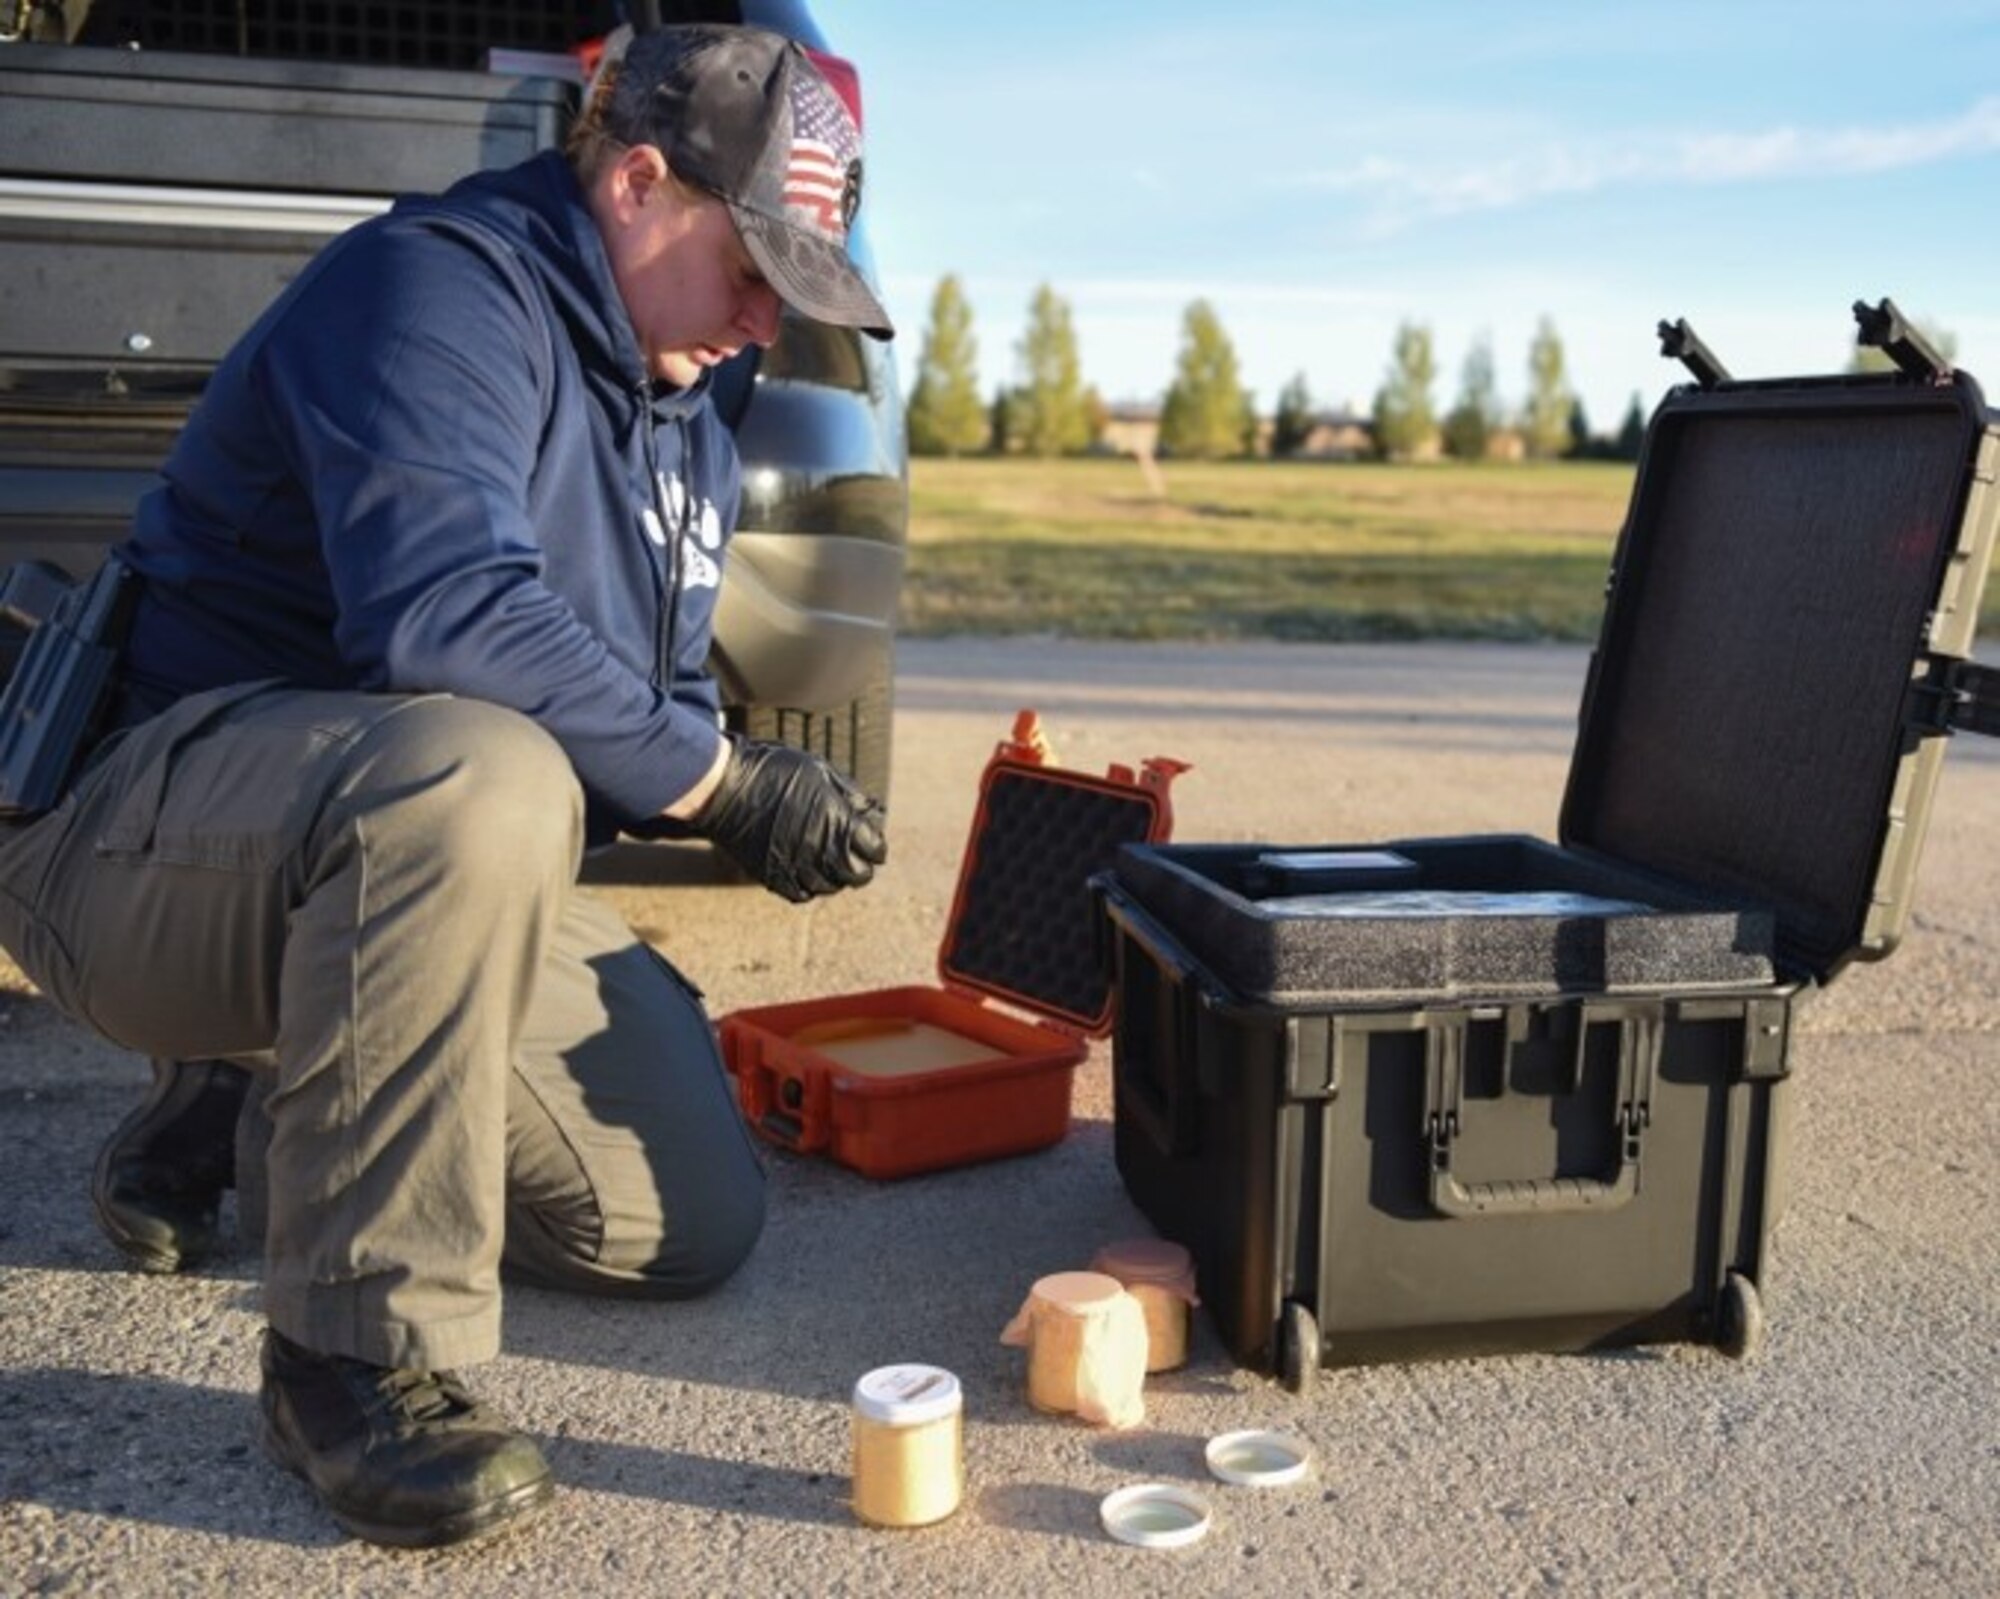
[
  {"x1": 1423, "y1": 1004, "x2": 1661, "y2": 1219},
  {"x1": 1431, "y1": 1160, "x2": 1638, "y2": 1218},
  {"x1": 1093, "y1": 878, "x2": 1206, "y2": 1159}
]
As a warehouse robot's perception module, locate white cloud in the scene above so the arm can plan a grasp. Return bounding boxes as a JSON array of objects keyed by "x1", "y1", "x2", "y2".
[{"x1": 1284, "y1": 96, "x2": 2000, "y2": 234}]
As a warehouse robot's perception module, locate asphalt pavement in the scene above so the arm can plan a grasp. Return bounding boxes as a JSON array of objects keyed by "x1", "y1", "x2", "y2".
[{"x1": 2, "y1": 638, "x2": 1995, "y2": 1597}]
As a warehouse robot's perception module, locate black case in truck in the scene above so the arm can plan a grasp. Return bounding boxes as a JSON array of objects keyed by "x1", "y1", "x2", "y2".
[{"x1": 1096, "y1": 307, "x2": 2000, "y2": 1390}]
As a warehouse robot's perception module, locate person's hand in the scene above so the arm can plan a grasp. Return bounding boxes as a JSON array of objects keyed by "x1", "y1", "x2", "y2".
[{"x1": 691, "y1": 738, "x2": 887, "y2": 902}]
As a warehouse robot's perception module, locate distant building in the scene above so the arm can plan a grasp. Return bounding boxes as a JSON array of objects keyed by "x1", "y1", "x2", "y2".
[
  {"x1": 1097, "y1": 403, "x2": 1162, "y2": 459},
  {"x1": 1288, "y1": 411, "x2": 1374, "y2": 461},
  {"x1": 1101, "y1": 403, "x2": 1379, "y2": 461}
]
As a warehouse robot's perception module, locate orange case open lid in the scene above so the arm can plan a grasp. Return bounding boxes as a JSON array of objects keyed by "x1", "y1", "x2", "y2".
[{"x1": 935, "y1": 711, "x2": 1189, "y2": 1037}]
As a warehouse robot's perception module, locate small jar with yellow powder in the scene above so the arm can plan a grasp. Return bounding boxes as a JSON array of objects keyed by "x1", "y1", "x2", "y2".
[{"x1": 850, "y1": 1364, "x2": 963, "y2": 1528}]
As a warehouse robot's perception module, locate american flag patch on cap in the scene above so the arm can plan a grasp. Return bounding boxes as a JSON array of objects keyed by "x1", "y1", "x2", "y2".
[{"x1": 783, "y1": 71, "x2": 861, "y2": 238}]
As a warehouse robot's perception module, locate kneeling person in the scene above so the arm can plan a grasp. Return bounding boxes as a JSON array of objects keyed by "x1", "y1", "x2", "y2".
[{"x1": 0, "y1": 23, "x2": 891, "y2": 1551}]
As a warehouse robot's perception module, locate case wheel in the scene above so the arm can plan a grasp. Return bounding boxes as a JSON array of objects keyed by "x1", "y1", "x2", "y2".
[
  {"x1": 1717, "y1": 1271, "x2": 1765, "y2": 1361},
  {"x1": 1277, "y1": 1300, "x2": 1320, "y2": 1395}
]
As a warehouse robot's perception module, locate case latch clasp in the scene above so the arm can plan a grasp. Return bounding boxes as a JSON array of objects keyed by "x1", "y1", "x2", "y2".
[{"x1": 1908, "y1": 659, "x2": 2000, "y2": 739}]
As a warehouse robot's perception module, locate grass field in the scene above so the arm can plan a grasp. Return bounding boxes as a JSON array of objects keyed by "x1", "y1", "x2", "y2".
[{"x1": 901, "y1": 456, "x2": 2000, "y2": 642}]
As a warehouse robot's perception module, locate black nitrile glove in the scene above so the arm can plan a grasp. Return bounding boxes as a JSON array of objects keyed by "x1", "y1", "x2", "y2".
[{"x1": 692, "y1": 738, "x2": 887, "y2": 903}]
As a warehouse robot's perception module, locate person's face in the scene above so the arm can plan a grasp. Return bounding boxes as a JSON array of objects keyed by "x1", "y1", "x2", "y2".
[{"x1": 595, "y1": 144, "x2": 784, "y2": 389}]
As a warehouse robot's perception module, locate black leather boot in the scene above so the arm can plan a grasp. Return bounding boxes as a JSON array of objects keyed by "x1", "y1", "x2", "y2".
[
  {"x1": 259, "y1": 1327, "x2": 554, "y2": 1548},
  {"x1": 91, "y1": 1057, "x2": 251, "y2": 1273}
]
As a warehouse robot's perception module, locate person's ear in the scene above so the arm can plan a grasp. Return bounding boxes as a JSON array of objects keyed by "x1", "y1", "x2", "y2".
[{"x1": 615, "y1": 144, "x2": 670, "y2": 216}]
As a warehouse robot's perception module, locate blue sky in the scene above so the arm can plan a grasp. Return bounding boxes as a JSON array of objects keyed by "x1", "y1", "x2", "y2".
[{"x1": 833, "y1": 1, "x2": 2000, "y2": 432}]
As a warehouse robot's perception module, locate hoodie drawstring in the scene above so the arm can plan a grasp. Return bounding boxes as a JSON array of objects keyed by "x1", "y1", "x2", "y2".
[
  {"x1": 637, "y1": 393, "x2": 685, "y2": 691},
  {"x1": 665, "y1": 412, "x2": 692, "y2": 688}
]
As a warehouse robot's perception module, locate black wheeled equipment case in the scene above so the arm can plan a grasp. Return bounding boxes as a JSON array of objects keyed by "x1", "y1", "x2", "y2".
[{"x1": 1097, "y1": 302, "x2": 2000, "y2": 1390}]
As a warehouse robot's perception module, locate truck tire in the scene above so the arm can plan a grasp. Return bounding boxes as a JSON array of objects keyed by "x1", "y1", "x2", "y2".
[{"x1": 738, "y1": 644, "x2": 895, "y2": 806}]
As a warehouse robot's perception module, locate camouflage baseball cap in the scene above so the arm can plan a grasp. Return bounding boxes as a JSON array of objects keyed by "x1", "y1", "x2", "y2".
[{"x1": 604, "y1": 24, "x2": 893, "y2": 340}]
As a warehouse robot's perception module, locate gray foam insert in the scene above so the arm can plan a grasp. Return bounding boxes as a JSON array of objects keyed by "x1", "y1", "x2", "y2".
[
  {"x1": 1113, "y1": 836, "x2": 1776, "y2": 1005},
  {"x1": 945, "y1": 769, "x2": 1162, "y2": 1024}
]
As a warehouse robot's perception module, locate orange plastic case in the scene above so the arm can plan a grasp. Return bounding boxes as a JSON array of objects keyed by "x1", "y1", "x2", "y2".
[{"x1": 719, "y1": 712, "x2": 1188, "y2": 1179}]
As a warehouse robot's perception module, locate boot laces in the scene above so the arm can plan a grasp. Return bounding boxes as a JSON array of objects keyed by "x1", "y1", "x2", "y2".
[{"x1": 368, "y1": 1366, "x2": 479, "y2": 1428}]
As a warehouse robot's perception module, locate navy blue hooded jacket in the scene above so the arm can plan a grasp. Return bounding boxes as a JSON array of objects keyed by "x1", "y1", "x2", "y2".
[{"x1": 116, "y1": 149, "x2": 737, "y2": 843}]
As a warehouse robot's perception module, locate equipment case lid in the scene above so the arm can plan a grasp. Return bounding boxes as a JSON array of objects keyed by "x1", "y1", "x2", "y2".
[
  {"x1": 1562, "y1": 311, "x2": 1999, "y2": 983},
  {"x1": 937, "y1": 712, "x2": 1187, "y2": 1035}
]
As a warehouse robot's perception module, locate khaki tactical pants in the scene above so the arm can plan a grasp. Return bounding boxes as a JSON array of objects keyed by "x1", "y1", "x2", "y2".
[{"x1": 0, "y1": 683, "x2": 766, "y2": 1370}]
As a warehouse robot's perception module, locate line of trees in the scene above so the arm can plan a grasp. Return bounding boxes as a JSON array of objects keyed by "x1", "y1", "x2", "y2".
[
  {"x1": 904, "y1": 275, "x2": 1627, "y2": 463},
  {"x1": 903, "y1": 275, "x2": 1959, "y2": 465},
  {"x1": 1369, "y1": 316, "x2": 1644, "y2": 462}
]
